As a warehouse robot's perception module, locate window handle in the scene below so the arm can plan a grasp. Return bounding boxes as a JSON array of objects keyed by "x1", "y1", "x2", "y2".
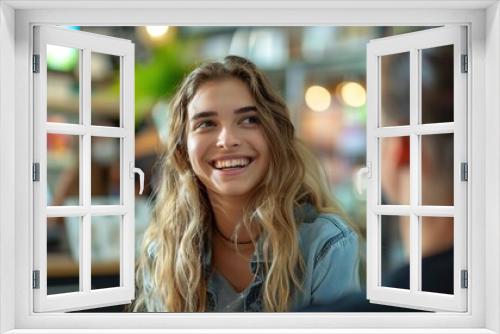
[
  {"x1": 355, "y1": 162, "x2": 371, "y2": 195},
  {"x1": 130, "y1": 162, "x2": 145, "y2": 195}
]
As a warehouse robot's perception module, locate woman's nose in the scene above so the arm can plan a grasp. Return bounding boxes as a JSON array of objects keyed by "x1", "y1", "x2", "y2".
[{"x1": 216, "y1": 126, "x2": 241, "y2": 148}]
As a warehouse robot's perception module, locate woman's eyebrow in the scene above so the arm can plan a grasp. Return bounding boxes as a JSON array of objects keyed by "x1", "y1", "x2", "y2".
[
  {"x1": 234, "y1": 106, "x2": 257, "y2": 114},
  {"x1": 190, "y1": 111, "x2": 217, "y2": 122},
  {"x1": 190, "y1": 106, "x2": 257, "y2": 122}
]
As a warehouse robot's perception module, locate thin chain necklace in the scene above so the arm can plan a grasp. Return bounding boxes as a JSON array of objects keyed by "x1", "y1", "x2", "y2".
[{"x1": 213, "y1": 223, "x2": 255, "y2": 250}]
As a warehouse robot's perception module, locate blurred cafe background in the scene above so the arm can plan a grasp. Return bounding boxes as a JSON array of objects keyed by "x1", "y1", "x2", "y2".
[{"x1": 45, "y1": 26, "x2": 430, "y2": 311}]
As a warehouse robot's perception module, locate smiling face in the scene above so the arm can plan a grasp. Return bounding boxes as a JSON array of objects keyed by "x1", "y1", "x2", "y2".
[{"x1": 186, "y1": 78, "x2": 270, "y2": 202}]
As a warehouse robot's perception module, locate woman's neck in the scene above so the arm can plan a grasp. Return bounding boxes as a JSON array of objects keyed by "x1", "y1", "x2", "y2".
[{"x1": 208, "y1": 192, "x2": 259, "y2": 243}]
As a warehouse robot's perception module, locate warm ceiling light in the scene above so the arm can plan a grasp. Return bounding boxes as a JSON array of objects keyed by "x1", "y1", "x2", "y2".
[
  {"x1": 145, "y1": 26, "x2": 169, "y2": 39},
  {"x1": 305, "y1": 85, "x2": 331, "y2": 112},
  {"x1": 340, "y1": 81, "x2": 366, "y2": 107}
]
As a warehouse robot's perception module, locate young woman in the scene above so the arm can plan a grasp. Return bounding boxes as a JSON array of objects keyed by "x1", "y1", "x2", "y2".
[{"x1": 131, "y1": 55, "x2": 360, "y2": 312}]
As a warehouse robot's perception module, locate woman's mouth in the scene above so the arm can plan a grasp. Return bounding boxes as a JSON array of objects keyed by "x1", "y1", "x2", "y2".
[{"x1": 210, "y1": 157, "x2": 255, "y2": 175}]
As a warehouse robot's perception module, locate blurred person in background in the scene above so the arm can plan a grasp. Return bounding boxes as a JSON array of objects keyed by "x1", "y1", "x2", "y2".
[{"x1": 130, "y1": 55, "x2": 360, "y2": 312}]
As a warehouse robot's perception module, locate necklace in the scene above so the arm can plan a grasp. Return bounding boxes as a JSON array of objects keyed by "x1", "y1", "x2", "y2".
[
  {"x1": 213, "y1": 224, "x2": 255, "y2": 251},
  {"x1": 213, "y1": 223, "x2": 253, "y2": 244}
]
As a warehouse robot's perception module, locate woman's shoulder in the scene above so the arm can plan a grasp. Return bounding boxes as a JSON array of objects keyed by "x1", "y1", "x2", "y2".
[
  {"x1": 291, "y1": 202, "x2": 361, "y2": 309},
  {"x1": 295, "y1": 203, "x2": 358, "y2": 262},
  {"x1": 295, "y1": 202, "x2": 356, "y2": 237}
]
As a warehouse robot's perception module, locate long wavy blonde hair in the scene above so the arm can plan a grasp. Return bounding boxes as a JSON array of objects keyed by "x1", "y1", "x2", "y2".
[{"x1": 131, "y1": 55, "x2": 353, "y2": 312}]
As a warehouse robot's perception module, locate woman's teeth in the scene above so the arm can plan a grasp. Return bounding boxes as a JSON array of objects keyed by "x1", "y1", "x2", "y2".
[{"x1": 213, "y1": 158, "x2": 250, "y2": 169}]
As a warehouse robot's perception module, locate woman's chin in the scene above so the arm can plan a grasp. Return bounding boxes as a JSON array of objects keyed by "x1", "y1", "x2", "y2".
[{"x1": 210, "y1": 185, "x2": 253, "y2": 199}]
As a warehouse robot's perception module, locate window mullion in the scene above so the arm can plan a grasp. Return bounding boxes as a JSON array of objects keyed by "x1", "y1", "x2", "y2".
[
  {"x1": 375, "y1": 205, "x2": 454, "y2": 216},
  {"x1": 81, "y1": 47, "x2": 91, "y2": 293},
  {"x1": 375, "y1": 123, "x2": 455, "y2": 138},
  {"x1": 409, "y1": 48, "x2": 420, "y2": 293},
  {"x1": 121, "y1": 46, "x2": 135, "y2": 292},
  {"x1": 46, "y1": 123, "x2": 127, "y2": 138}
]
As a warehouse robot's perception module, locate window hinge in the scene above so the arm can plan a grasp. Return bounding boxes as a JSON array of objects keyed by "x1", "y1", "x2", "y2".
[
  {"x1": 461, "y1": 54, "x2": 468, "y2": 73},
  {"x1": 32, "y1": 270, "x2": 40, "y2": 289},
  {"x1": 32, "y1": 55, "x2": 40, "y2": 73},
  {"x1": 461, "y1": 162, "x2": 468, "y2": 181},
  {"x1": 461, "y1": 269, "x2": 468, "y2": 289},
  {"x1": 32, "y1": 163, "x2": 40, "y2": 182}
]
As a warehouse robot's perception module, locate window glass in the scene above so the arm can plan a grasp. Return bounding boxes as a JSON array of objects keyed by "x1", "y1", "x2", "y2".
[
  {"x1": 91, "y1": 215, "x2": 121, "y2": 290},
  {"x1": 420, "y1": 216, "x2": 454, "y2": 294},
  {"x1": 380, "y1": 137, "x2": 410, "y2": 205},
  {"x1": 421, "y1": 134, "x2": 454, "y2": 206},
  {"x1": 91, "y1": 52, "x2": 121, "y2": 127},
  {"x1": 47, "y1": 216, "x2": 80, "y2": 295},
  {"x1": 47, "y1": 134, "x2": 80, "y2": 206},
  {"x1": 380, "y1": 52, "x2": 410, "y2": 127},
  {"x1": 381, "y1": 215, "x2": 410, "y2": 289},
  {"x1": 421, "y1": 45, "x2": 454, "y2": 124},
  {"x1": 91, "y1": 137, "x2": 121, "y2": 205},
  {"x1": 47, "y1": 45, "x2": 80, "y2": 124}
]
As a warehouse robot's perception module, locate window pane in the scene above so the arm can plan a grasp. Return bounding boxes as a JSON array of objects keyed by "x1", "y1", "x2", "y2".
[
  {"x1": 91, "y1": 137, "x2": 121, "y2": 205},
  {"x1": 380, "y1": 216, "x2": 410, "y2": 289},
  {"x1": 380, "y1": 137, "x2": 410, "y2": 205},
  {"x1": 421, "y1": 134, "x2": 454, "y2": 206},
  {"x1": 91, "y1": 52, "x2": 121, "y2": 127},
  {"x1": 421, "y1": 45, "x2": 454, "y2": 124},
  {"x1": 47, "y1": 216, "x2": 80, "y2": 295},
  {"x1": 91, "y1": 216, "x2": 121, "y2": 290},
  {"x1": 381, "y1": 215, "x2": 410, "y2": 289},
  {"x1": 47, "y1": 45, "x2": 80, "y2": 124},
  {"x1": 47, "y1": 134, "x2": 80, "y2": 206},
  {"x1": 421, "y1": 216, "x2": 454, "y2": 294},
  {"x1": 380, "y1": 52, "x2": 410, "y2": 127}
]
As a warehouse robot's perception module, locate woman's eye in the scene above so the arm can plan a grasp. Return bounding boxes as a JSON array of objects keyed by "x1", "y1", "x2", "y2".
[
  {"x1": 241, "y1": 116, "x2": 260, "y2": 125},
  {"x1": 196, "y1": 120, "x2": 215, "y2": 129}
]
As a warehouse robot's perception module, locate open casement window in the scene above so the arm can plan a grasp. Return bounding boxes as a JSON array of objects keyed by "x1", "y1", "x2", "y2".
[
  {"x1": 365, "y1": 25, "x2": 467, "y2": 312},
  {"x1": 32, "y1": 26, "x2": 141, "y2": 312}
]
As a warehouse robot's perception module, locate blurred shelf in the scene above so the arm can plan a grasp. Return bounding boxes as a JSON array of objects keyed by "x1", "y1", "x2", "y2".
[
  {"x1": 135, "y1": 126, "x2": 162, "y2": 158},
  {"x1": 47, "y1": 253, "x2": 119, "y2": 278},
  {"x1": 47, "y1": 96, "x2": 120, "y2": 117}
]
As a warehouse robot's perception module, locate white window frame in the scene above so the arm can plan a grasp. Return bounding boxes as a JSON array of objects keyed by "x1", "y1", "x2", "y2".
[
  {"x1": 366, "y1": 26, "x2": 468, "y2": 312},
  {"x1": 32, "y1": 25, "x2": 136, "y2": 312},
  {"x1": 0, "y1": 1, "x2": 499, "y2": 333}
]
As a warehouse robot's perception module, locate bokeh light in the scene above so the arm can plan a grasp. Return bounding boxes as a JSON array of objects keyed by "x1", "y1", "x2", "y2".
[
  {"x1": 47, "y1": 45, "x2": 78, "y2": 72},
  {"x1": 305, "y1": 85, "x2": 331, "y2": 112},
  {"x1": 145, "y1": 26, "x2": 169, "y2": 39},
  {"x1": 340, "y1": 81, "x2": 366, "y2": 107}
]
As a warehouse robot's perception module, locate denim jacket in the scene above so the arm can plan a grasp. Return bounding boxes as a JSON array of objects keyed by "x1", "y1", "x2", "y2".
[
  {"x1": 141, "y1": 203, "x2": 360, "y2": 312},
  {"x1": 203, "y1": 202, "x2": 360, "y2": 312}
]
